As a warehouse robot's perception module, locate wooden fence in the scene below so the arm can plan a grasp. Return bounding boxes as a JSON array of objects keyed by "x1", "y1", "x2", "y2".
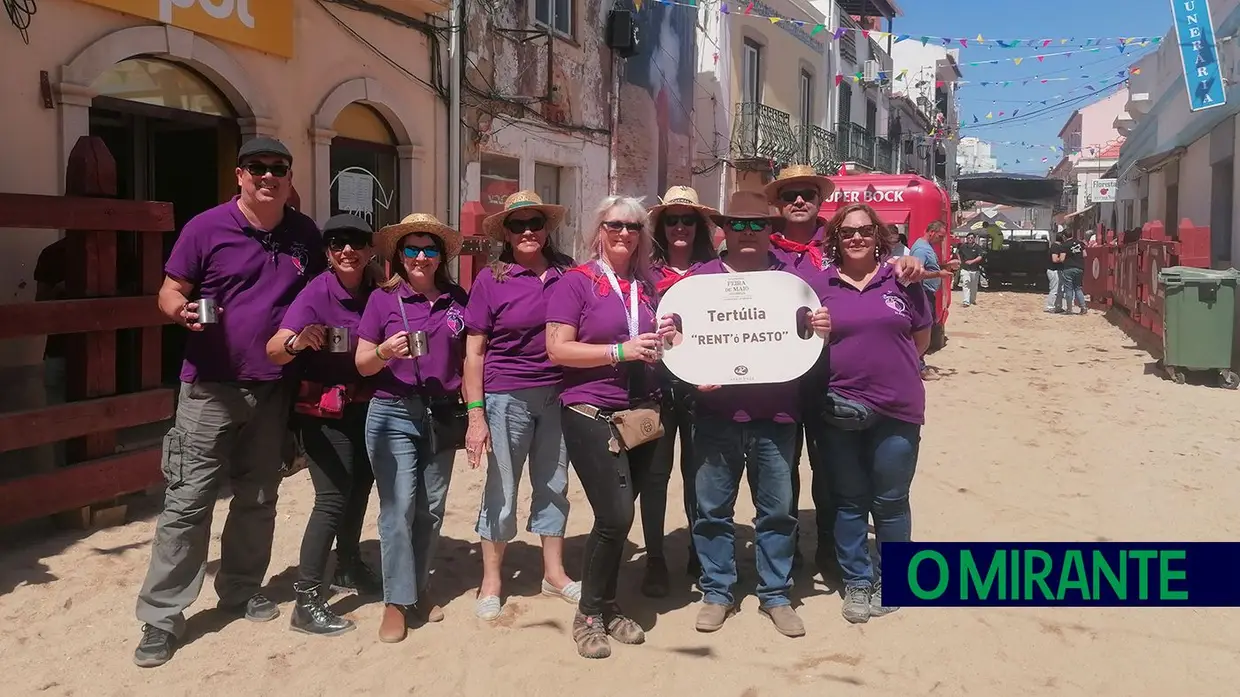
[{"x1": 0, "y1": 136, "x2": 175, "y2": 527}]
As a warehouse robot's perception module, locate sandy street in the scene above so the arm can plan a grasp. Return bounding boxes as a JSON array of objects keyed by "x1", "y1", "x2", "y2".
[{"x1": 2, "y1": 290, "x2": 1239, "y2": 696}]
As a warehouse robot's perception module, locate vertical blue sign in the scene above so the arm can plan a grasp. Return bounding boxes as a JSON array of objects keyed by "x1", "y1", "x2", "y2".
[{"x1": 1170, "y1": 0, "x2": 1227, "y2": 112}]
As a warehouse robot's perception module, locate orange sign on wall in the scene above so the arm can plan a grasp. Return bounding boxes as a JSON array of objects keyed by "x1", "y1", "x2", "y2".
[{"x1": 79, "y1": 0, "x2": 295, "y2": 58}]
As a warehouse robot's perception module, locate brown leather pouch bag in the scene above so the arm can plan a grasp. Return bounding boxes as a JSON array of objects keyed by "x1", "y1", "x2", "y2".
[{"x1": 609, "y1": 402, "x2": 664, "y2": 450}]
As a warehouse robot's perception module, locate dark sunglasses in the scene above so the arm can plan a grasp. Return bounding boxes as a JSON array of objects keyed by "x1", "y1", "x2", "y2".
[
  {"x1": 504, "y1": 217, "x2": 546, "y2": 234},
  {"x1": 242, "y1": 162, "x2": 290, "y2": 177},
  {"x1": 728, "y1": 219, "x2": 768, "y2": 233},
  {"x1": 662, "y1": 213, "x2": 700, "y2": 228},
  {"x1": 327, "y1": 234, "x2": 370, "y2": 252},
  {"x1": 402, "y1": 245, "x2": 441, "y2": 259},
  {"x1": 779, "y1": 189, "x2": 819, "y2": 203},
  {"x1": 603, "y1": 220, "x2": 643, "y2": 232},
  {"x1": 838, "y1": 224, "x2": 878, "y2": 239}
]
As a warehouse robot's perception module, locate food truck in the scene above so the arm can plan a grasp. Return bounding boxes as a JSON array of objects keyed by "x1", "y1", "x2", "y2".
[{"x1": 819, "y1": 170, "x2": 955, "y2": 326}]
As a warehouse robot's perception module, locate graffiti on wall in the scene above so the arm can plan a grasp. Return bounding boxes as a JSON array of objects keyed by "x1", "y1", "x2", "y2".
[{"x1": 615, "y1": 4, "x2": 697, "y2": 200}]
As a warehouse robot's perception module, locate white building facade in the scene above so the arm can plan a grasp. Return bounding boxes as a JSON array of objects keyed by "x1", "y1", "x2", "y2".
[
  {"x1": 957, "y1": 136, "x2": 1000, "y2": 174},
  {"x1": 892, "y1": 40, "x2": 963, "y2": 200}
]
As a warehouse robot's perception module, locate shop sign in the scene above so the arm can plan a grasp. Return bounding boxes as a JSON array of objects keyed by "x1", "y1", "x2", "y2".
[
  {"x1": 1170, "y1": 0, "x2": 1226, "y2": 112},
  {"x1": 80, "y1": 0, "x2": 294, "y2": 58},
  {"x1": 1090, "y1": 179, "x2": 1117, "y2": 203}
]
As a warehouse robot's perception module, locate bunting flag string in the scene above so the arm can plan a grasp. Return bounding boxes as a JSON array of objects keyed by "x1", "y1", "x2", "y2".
[
  {"x1": 639, "y1": 0, "x2": 1168, "y2": 49},
  {"x1": 962, "y1": 78, "x2": 1130, "y2": 127}
]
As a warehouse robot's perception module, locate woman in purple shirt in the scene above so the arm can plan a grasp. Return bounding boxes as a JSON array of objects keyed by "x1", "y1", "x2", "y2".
[
  {"x1": 808, "y1": 202, "x2": 932, "y2": 626},
  {"x1": 645, "y1": 185, "x2": 718, "y2": 595},
  {"x1": 266, "y1": 214, "x2": 378, "y2": 638},
  {"x1": 545, "y1": 195, "x2": 663, "y2": 659},
  {"x1": 355, "y1": 214, "x2": 468, "y2": 644},
  {"x1": 463, "y1": 191, "x2": 581, "y2": 622}
]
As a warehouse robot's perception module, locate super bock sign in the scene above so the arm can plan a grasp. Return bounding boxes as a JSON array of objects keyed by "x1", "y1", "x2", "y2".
[{"x1": 656, "y1": 271, "x2": 823, "y2": 386}]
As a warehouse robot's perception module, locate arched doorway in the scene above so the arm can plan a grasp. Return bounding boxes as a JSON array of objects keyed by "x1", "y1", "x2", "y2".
[
  {"x1": 88, "y1": 56, "x2": 242, "y2": 389},
  {"x1": 329, "y1": 103, "x2": 401, "y2": 230}
]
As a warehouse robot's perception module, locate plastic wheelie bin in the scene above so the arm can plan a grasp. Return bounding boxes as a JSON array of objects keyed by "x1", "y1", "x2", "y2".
[{"x1": 1157, "y1": 266, "x2": 1240, "y2": 389}]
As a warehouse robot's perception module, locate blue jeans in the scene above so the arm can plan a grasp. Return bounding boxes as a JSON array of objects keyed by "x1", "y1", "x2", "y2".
[
  {"x1": 1061, "y1": 267, "x2": 1086, "y2": 312},
  {"x1": 693, "y1": 418, "x2": 797, "y2": 608},
  {"x1": 365, "y1": 397, "x2": 456, "y2": 606},
  {"x1": 476, "y1": 386, "x2": 569, "y2": 541},
  {"x1": 820, "y1": 416, "x2": 920, "y2": 588}
]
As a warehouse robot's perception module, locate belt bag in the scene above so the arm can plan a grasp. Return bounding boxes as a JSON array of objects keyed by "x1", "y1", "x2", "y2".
[
  {"x1": 610, "y1": 401, "x2": 664, "y2": 451},
  {"x1": 821, "y1": 391, "x2": 879, "y2": 431}
]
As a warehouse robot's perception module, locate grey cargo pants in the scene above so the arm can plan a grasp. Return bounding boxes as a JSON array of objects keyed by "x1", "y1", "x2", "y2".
[{"x1": 135, "y1": 380, "x2": 294, "y2": 637}]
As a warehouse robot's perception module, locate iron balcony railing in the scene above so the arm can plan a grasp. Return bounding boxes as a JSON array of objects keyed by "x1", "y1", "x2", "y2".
[
  {"x1": 874, "y1": 136, "x2": 894, "y2": 173},
  {"x1": 835, "y1": 121, "x2": 875, "y2": 168},
  {"x1": 795, "y1": 124, "x2": 841, "y2": 175},
  {"x1": 731, "y1": 102, "x2": 799, "y2": 165}
]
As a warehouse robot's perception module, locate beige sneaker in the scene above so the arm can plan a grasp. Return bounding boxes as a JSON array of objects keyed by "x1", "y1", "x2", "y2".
[
  {"x1": 695, "y1": 602, "x2": 731, "y2": 632},
  {"x1": 760, "y1": 604, "x2": 806, "y2": 637}
]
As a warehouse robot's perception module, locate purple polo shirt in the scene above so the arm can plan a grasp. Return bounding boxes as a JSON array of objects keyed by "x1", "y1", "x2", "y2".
[
  {"x1": 463, "y1": 264, "x2": 562, "y2": 393},
  {"x1": 165, "y1": 197, "x2": 325, "y2": 383},
  {"x1": 810, "y1": 264, "x2": 931, "y2": 425},
  {"x1": 544, "y1": 265, "x2": 658, "y2": 410},
  {"x1": 770, "y1": 226, "x2": 826, "y2": 283},
  {"x1": 356, "y1": 283, "x2": 470, "y2": 400},
  {"x1": 686, "y1": 255, "x2": 802, "y2": 424},
  {"x1": 280, "y1": 271, "x2": 372, "y2": 386}
]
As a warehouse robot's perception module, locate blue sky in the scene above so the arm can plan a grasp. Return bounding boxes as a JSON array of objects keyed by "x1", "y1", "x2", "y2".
[{"x1": 895, "y1": 0, "x2": 1175, "y2": 174}]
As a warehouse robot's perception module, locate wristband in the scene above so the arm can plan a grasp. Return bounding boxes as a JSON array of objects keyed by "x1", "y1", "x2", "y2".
[
  {"x1": 616, "y1": 343, "x2": 625, "y2": 362},
  {"x1": 375, "y1": 345, "x2": 389, "y2": 361},
  {"x1": 284, "y1": 334, "x2": 304, "y2": 356},
  {"x1": 466, "y1": 400, "x2": 485, "y2": 410}
]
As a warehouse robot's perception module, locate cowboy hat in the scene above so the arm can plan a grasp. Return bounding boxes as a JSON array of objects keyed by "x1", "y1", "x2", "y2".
[
  {"x1": 709, "y1": 189, "x2": 783, "y2": 227},
  {"x1": 375, "y1": 213, "x2": 462, "y2": 262},
  {"x1": 647, "y1": 185, "x2": 721, "y2": 222},
  {"x1": 482, "y1": 190, "x2": 567, "y2": 241},
  {"x1": 763, "y1": 163, "x2": 836, "y2": 204}
]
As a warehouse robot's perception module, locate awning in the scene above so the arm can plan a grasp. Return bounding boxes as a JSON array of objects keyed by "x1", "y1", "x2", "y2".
[
  {"x1": 955, "y1": 173, "x2": 1065, "y2": 209},
  {"x1": 1134, "y1": 146, "x2": 1187, "y2": 173}
]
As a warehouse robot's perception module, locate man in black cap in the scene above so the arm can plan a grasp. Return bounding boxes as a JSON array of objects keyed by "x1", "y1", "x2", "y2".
[{"x1": 133, "y1": 136, "x2": 325, "y2": 667}]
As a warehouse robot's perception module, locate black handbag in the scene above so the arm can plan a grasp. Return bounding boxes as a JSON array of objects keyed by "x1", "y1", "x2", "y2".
[
  {"x1": 820, "y1": 390, "x2": 880, "y2": 431},
  {"x1": 424, "y1": 398, "x2": 468, "y2": 453}
]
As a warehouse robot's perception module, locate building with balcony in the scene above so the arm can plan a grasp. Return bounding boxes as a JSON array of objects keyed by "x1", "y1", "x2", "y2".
[
  {"x1": 892, "y1": 39, "x2": 963, "y2": 199},
  {"x1": 889, "y1": 93, "x2": 934, "y2": 177},
  {"x1": 1116, "y1": 0, "x2": 1240, "y2": 272},
  {"x1": 1048, "y1": 89, "x2": 1128, "y2": 214},
  {"x1": 692, "y1": 0, "x2": 832, "y2": 206},
  {"x1": 0, "y1": 0, "x2": 450, "y2": 420},
  {"x1": 821, "y1": 1, "x2": 902, "y2": 174},
  {"x1": 957, "y1": 137, "x2": 1000, "y2": 174}
]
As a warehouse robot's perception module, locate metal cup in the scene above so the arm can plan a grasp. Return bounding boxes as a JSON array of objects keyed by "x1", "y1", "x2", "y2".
[
  {"x1": 407, "y1": 330, "x2": 428, "y2": 358},
  {"x1": 196, "y1": 298, "x2": 219, "y2": 324},
  {"x1": 326, "y1": 327, "x2": 350, "y2": 353}
]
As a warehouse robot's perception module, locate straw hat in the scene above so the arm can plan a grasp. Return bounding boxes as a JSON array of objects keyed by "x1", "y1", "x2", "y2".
[
  {"x1": 482, "y1": 190, "x2": 567, "y2": 241},
  {"x1": 763, "y1": 163, "x2": 837, "y2": 204},
  {"x1": 709, "y1": 189, "x2": 784, "y2": 227},
  {"x1": 375, "y1": 213, "x2": 462, "y2": 262},
  {"x1": 647, "y1": 185, "x2": 721, "y2": 222}
]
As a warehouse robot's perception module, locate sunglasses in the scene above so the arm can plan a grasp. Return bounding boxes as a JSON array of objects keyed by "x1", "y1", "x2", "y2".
[
  {"x1": 402, "y1": 245, "x2": 441, "y2": 259},
  {"x1": 603, "y1": 220, "x2": 643, "y2": 232},
  {"x1": 838, "y1": 224, "x2": 878, "y2": 239},
  {"x1": 779, "y1": 189, "x2": 819, "y2": 203},
  {"x1": 662, "y1": 214, "x2": 699, "y2": 228},
  {"x1": 728, "y1": 219, "x2": 769, "y2": 233},
  {"x1": 504, "y1": 217, "x2": 546, "y2": 234},
  {"x1": 242, "y1": 162, "x2": 290, "y2": 178},
  {"x1": 327, "y1": 234, "x2": 370, "y2": 252}
]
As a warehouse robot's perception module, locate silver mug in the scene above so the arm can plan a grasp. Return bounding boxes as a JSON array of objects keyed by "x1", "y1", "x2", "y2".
[
  {"x1": 196, "y1": 298, "x2": 219, "y2": 324},
  {"x1": 407, "y1": 330, "x2": 428, "y2": 357},
  {"x1": 326, "y1": 327, "x2": 350, "y2": 353}
]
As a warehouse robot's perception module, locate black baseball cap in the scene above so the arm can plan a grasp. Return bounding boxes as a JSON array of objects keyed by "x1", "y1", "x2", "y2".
[
  {"x1": 321, "y1": 214, "x2": 373, "y2": 238},
  {"x1": 237, "y1": 136, "x2": 293, "y2": 164}
]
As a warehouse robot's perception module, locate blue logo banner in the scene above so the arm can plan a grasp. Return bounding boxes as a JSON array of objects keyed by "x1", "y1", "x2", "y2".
[
  {"x1": 1170, "y1": 0, "x2": 1227, "y2": 112},
  {"x1": 882, "y1": 542, "x2": 1240, "y2": 607}
]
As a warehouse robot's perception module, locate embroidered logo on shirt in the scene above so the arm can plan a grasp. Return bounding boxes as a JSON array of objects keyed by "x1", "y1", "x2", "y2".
[
  {"x1": 288, "y1": 242, "x2": 309, "y2": 276},
  {"x1": 883, "y1": 292, "x2": 910, "y2": 318},
  {"x1": 445, "y1": 307, "x2": 466, "y2": 336}
]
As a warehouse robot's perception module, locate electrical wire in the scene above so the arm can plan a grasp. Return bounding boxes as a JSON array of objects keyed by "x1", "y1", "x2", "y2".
[
  {"x1": 4, "y1": 0, "x2": 36, "y2": 44},
  {"x1": 315, "y1": 0, "x2": 446, "y2": 99}
]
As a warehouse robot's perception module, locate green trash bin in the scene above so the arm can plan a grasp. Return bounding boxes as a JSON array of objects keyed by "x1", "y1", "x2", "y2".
[{"x1": 1157, "y1": 266, "x2": 1240, "y2": 389}]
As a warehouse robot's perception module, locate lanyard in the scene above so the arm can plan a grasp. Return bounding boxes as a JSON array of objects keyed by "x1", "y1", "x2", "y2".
[{"x1": 596, "y1": 261, "x2": 640, "y2": 338}]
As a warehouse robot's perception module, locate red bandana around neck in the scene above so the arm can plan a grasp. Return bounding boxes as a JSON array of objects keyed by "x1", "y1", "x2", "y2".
[
  {"x1": 568, "y1": 264, "x2": 654, "y2": 304},
  {"x1": 770, "y1": 234, "x2": 824, "y2": 268}
]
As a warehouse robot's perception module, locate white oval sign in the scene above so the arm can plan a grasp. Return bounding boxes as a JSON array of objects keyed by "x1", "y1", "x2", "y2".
[{"x1": 656, "y1": 270, "x2": 823, "y2": 386}]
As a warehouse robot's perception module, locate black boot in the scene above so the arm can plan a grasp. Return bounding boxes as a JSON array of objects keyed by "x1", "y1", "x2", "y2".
[
  {"x1": 332, "y1": 554, "x2": 382, "y2": 596},
  {"x1": 290, "y1": 581, "x2": 355, "y2": 637}
]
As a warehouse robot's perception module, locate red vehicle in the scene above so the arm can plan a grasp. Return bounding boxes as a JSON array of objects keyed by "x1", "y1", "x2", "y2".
[{"x1": 819, "y1": 170, "x2": 955, "y2": 328}]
